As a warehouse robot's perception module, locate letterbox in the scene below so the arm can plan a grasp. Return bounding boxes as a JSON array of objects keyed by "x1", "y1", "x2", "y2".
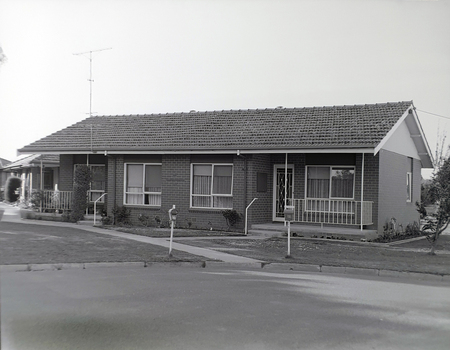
[{"x1": 284, "y1": 205, "x2": 295, "y2": 222}]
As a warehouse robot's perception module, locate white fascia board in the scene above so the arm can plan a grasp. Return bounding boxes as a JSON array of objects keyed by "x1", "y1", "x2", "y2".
[
  {"x1": 411, "y1": 107, "x2": 434, "y2": 167},
  {"x1": 22, "y1": 148, "x2": 376, "y2": 155},
  {"x1": 374, "y1": 104, "x2": 412, "y2": 155}
]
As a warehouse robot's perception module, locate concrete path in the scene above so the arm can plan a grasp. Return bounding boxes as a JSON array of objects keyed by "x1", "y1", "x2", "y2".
[{"x1": 0, "y1": 203, "x2": 261, "y2": 264}]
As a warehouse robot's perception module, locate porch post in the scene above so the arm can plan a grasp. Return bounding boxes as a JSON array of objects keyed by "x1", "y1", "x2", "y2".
[
  {"x1": 360, "y1": 153, "x2": 365, "y2": 231},
  {"x1": 285, "y1": 153, "x2": 288, "y2": 209},
  {"x1": 40, "y1": 159, "x2": 43, "y2": 213},
  {"x1": 284, "y1": 153, "x2": 288, "y2": 226}
]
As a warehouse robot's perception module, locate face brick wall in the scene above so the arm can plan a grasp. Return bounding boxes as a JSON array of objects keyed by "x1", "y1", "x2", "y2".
[
  {"x1": 108, "y1": 154, "x2": 248, "y2": 231},
  {"x1": 355, "y1": 153, "x2": 379, "y2": 231},
  {"x1": 247, "y1": 154, "x2": 272, "y2": 225},
  {"x1": 59, "y1": 154, "x2": 74, "y2": 191}
]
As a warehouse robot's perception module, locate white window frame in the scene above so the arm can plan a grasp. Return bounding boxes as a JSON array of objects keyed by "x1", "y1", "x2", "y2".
[
  {"x1": 305, "y1": 165, "x2": 356, "y2": 213},
  {"x1": 305, "y1": 165, "x2": 356, "y2": 200},
  {"x1": 406, "y1": 172, "x2": 412, "y2": 203},
  {"x1": 190, "y1": 163, "x2": 233, "y2": 209},
  {"x1": 124, "y1": 163, "x2": 162, "y2": 207}
]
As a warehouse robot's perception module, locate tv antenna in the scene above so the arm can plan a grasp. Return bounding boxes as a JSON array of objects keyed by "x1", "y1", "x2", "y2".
[{"x1": 73, "y1": 47, "x2": 112, "y2": 117}]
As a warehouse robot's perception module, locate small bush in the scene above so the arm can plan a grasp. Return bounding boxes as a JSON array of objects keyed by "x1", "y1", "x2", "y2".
[
  {"x1": 5, "y1": 176, "x2": 22, "y2": 202},
  {"x1": 101, "y1": 216, "x2": 113, "y2": 225},
  {"x1": 30, "y1": 190, "x2": 43, "y2": 209},
  {"x1": 138, "y1": 213, "x2": 151, "y2": 227},
  {"x1": 222, "y1": 209, "x2": 241, "y2": 230},
  {"x1": 372, "y1": 221, "x2": 422, "y2": 243},
  {"x1": 112, "y1": 206, "x2": 131, "y2": 226}
]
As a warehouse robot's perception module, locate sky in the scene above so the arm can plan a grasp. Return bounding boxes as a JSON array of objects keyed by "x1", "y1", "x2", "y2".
[{"x1": 1, "y1": 0, "x2": 449, "y2": 179}]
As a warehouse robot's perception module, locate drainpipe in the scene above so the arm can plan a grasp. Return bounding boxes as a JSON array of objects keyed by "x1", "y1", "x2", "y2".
[{"x1": 360, "y1": 153, "x2": 365, "y2": 231}]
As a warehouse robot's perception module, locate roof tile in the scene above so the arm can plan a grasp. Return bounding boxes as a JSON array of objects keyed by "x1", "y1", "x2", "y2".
[{"x1": 18, "y1": 102, "x2": 413, "y2": 153}]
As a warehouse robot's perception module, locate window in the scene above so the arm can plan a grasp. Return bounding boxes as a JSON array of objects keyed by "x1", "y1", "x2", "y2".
[
  {"x1": 406, "y1": 172, "x2": 412, "y2": 202},
  {"x1": 124, "y1": 163, "x2": 162, "y2": 206},
  {"x1": 191, "y1": 164, "x2": 233, "y2": 208},
  {"x1": 306, "y1": 166, "x2": 355, "y2": 199},
  {"x1": 407, "y1": 157, "x2": 413, "y2": 203}
]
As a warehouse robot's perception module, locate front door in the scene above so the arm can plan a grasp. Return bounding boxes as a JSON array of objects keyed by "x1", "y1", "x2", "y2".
[{"x1": 273, "y1": 165, "x2": 294, "y2": 221}]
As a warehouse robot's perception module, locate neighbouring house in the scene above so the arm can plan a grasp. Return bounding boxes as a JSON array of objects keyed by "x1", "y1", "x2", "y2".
[
  {"x1": 17, "y1": 101, "x2": 433, "y2": 233},
  {"x1": 0, "y1": 157, "x2": 12, "y2": 200},
  {"x1": 1, "y1": 154, "x2": 61, "y2": 208}
]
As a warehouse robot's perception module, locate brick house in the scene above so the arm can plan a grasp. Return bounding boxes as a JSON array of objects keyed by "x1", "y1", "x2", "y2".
[
  {"x1": 2, "y1": 154, "x2": 60, "y2": 204},
  {"x1": 18, "y1": 101, "x2": 433, "y2": 233}
]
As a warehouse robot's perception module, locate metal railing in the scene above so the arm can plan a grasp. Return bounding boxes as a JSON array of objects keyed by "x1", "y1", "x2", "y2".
[
  {"x1": 42, "y1": 190, "x2": 73, "y2": 211},
  {"x1": 291, "y1": 199, "x2": 373, "y2": 225}
]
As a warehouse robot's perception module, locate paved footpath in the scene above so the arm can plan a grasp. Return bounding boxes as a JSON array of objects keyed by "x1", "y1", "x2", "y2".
[{"x1": 0, "y1": 203, "x2": 261, "y2": 264}]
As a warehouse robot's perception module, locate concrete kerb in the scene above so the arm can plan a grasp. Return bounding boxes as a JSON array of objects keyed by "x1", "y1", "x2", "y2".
[{"x1": 1, "y1": 261, "x2": 449, "y2": 282}]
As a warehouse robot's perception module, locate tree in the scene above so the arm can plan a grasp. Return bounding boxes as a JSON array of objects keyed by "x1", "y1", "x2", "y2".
[
  {"x1": 421, "y1": 155, "x2": 450, "y2": 255},
  {"x1": 5, "y1": 176, "x2": 22, "y2": 202},
  {"x1": 70, "y1": 165, "x2": 92, "y2": 222}
]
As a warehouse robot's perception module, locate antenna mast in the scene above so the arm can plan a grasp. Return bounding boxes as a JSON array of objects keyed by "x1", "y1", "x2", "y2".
[{"x1": 73, "y1": 47, "x2": 112, "y2": 117}]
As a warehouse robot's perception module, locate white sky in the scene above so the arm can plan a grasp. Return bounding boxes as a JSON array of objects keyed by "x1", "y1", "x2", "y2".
[{"x1": 1, "y1": 0, "x2": 449, "y2": 178}]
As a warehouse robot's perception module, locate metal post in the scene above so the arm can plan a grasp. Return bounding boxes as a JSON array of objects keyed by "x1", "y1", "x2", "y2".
[
  {"x1": 169, "y1": 220, "x2": 174, "y2": 257},
  {"x1": 40, "y1": 159, "x2": 43, "y2": 213},
  {"x1": 93, "y1": 193, "x2": 107, "y2": 226},
  {"x1": 168, "y1": 205, "x2": 177, "y2": 257},
  {"x1": 287, "y1": 221, "x2": 291, "y2": 258},
  {"x1": 361, "y1": 153, "x2": 365, "y2": 231},
  {"x1": 245, "y1": 198, "x2": 258, "y2": 235}
]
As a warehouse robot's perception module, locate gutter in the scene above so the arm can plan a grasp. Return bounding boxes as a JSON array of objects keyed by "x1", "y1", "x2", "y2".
[{"x1": 17, "y1": 147, "x2": 376, "y2": 155}]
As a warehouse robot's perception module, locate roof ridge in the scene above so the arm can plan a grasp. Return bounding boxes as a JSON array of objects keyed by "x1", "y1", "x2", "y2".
[{"x1": 91, "y1": 101, "x2": 412, "y2": 118}]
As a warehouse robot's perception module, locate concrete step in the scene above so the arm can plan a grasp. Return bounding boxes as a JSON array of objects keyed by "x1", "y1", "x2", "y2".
[{"x1": 77, "y1": 215, "x2": 98, "y2": 226}]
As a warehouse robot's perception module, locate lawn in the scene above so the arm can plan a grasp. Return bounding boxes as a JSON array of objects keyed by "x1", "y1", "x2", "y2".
[{"x1": 113, "y1": 226, "x2": 450, "y2": 275}]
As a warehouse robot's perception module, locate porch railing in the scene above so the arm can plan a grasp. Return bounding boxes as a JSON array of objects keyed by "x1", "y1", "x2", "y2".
[
  {"x1": 41, "y1": 190, "x2": 104, "y2": 211},
  {"x1": 42, "y1": 190, "x2": 73, "y2": 211},
  {"x1": 291, "y1": 199, "x2": 373, "y2": 226}
]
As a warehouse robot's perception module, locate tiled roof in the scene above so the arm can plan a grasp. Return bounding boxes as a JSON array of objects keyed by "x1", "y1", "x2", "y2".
[
  {"x1": 3, "y1": 154, "x2": 59, "y2": 170},
  {"x1": 0, "y1": 157, "x2": 11, "y2": 169},
  {"x1": 18, "y1": 102, "x2": 413, "y2": 153}
]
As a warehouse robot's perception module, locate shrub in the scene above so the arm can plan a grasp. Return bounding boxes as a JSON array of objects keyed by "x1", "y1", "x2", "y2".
[
  {"x1": 138, "y1": 213, "x2": 151, "y2": 227},
  {"x1": 112, "y1": 205, "x2": 131, "y2": 226},
  {"x1": 101, "y1": 216, "x2": 113, "y2": 225},
  {"x1": 30, "y1": 190, "x2": 43, "y2": 209},
  {"x1": 70, "y1": 165, "x2": 91, "y2": 222},
  {"x1": 222, "y1": 209, "x2": 241, "y2": 230},
  {"x1": 5, "y1": 176, "x2": 22, "y2": 202},
  {"x1": 372, "y1": 221, "x2": 422, "y2": 243}
]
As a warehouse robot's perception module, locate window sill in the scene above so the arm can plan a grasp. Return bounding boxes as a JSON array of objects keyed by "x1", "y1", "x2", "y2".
[
  {"x1": 189, "y1": 208, "x2": 230, "y2": 213},
  {"x1": 124, "y1": 205, "x2": 161, "y2": 209}
]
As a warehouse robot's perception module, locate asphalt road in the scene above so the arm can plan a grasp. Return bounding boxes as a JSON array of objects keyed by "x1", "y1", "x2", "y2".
[{"x1": 2, "y1": 265, "x2": 450, "y2": 350}]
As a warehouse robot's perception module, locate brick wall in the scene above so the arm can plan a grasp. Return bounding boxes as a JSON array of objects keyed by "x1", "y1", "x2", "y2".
[
  {"x1": 378, "y1": 150, "x2": 421, "y2": 232},
  {"x1": 247, "y1": 154, "x2": 272, "y2": 225},
  {"x1": 354, "y1": 153, "x2": 379, "y2": 231},
  {"x1": 113, "y1": 154, "x2": 248, "y2": 231},
  {"x1": 59, "y1": 154, "x2": 74, "y2": 191}
]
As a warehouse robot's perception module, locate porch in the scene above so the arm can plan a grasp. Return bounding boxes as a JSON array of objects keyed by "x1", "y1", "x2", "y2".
[
  {"x1": 282, "y1": 199, "x2": 373, "y2": 226},
  {"x1": 38, "y1": 190, "x2": 105, "y2": 212}
]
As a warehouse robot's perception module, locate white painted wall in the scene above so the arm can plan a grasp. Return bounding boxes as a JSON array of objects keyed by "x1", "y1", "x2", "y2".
[{"x1": 381, "y1": 120, "x2": 420, "y2": 160}]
